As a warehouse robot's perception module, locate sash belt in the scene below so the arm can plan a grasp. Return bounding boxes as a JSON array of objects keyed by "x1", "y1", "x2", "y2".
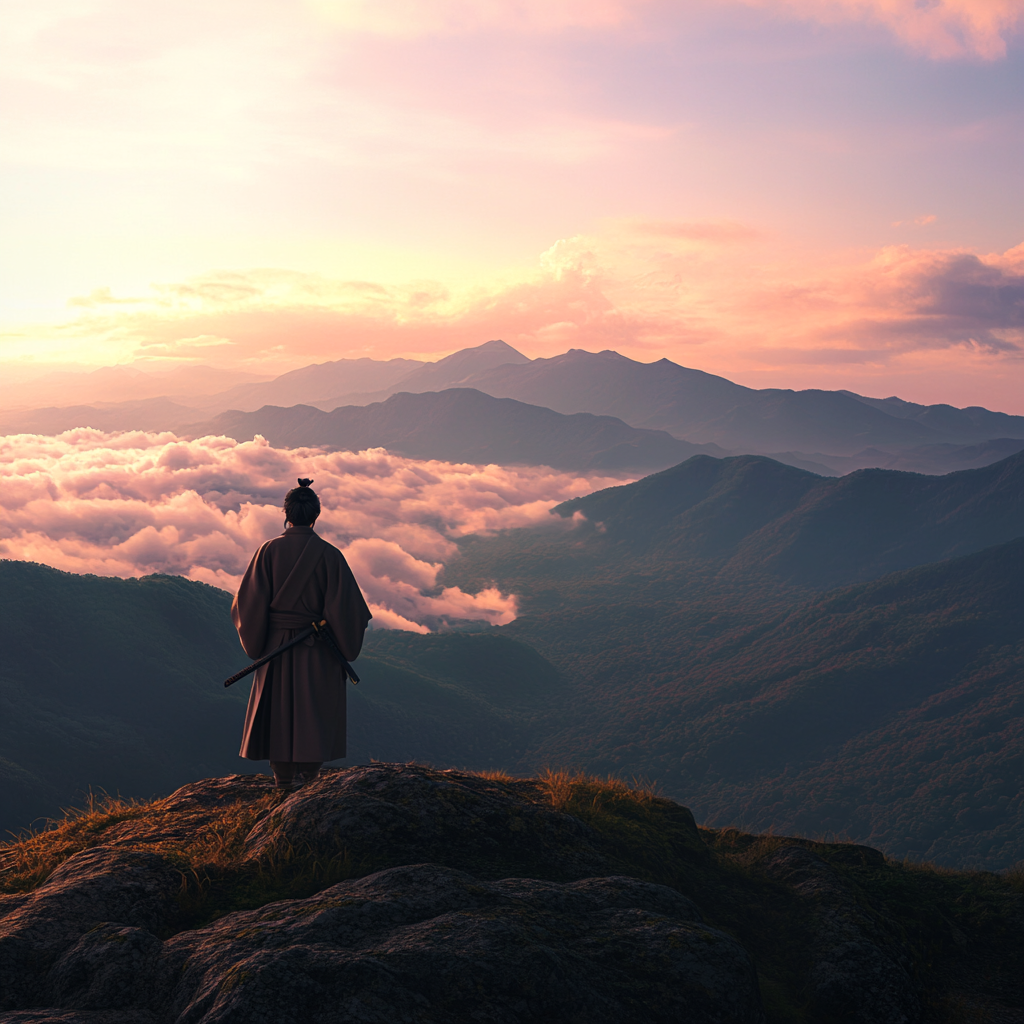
[{"x1": 269, "y1": 610, "x2": 317, "y2": 630}]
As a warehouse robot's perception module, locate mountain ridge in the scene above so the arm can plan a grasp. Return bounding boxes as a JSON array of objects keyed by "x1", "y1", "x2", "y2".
[
  {"x1": 184, "y1": 388, "x2": 727, "y2": 471},
  {"x1": 5, "y1": 343, "x2": 1022, "y2": 476},
  {"x1": 456, "y1": 349, "x2": 1024, "y2": 452},
  {"x1": 550, "y1": 449, "x2": 1024, "y2": 588}
]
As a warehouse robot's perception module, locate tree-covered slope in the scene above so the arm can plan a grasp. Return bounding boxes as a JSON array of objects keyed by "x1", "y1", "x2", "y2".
[
  {"x1": 439, "y1": 455, "x2": 1024, "y2": 868},
  {"x1": 551, "y1": 449, "x2": 1024, "y2": 588},
  {"x1": 0, "y1": 563, "x2": 254, "y2": 835},
  {"x1": 512, "y1": 539, "x2": 1024, "y2": 868}
]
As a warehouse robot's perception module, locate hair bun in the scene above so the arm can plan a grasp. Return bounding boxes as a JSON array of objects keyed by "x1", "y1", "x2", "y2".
[{"x1": 297, "y1": 478, "x2": 314, "y2": 488}]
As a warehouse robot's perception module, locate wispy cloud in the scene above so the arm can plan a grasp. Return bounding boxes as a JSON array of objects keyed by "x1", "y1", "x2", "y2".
[
  {"x1": 739, "y1": 0, "x2": 1024, "y2": 60},
  {"x1": 0, "y1": 430, "x2": 622, "y2": 631},
  {"x1": 890, "y1": 214, "x2": 938, "y2": 228}
]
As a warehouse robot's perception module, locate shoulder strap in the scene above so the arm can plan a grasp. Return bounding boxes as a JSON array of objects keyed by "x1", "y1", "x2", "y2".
[{"x1": 270, "y1": 534, "x2": 325, "y2": 610}]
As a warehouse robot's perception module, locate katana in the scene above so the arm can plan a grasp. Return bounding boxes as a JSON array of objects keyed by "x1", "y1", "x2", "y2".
[{"x1": 223, "y1": 619, "x2": 360, "y2": 688}]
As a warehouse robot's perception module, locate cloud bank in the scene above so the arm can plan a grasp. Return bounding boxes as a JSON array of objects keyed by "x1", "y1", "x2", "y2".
[{"x1": 0, "y1": 430, "x2": 622, "y2": 631}]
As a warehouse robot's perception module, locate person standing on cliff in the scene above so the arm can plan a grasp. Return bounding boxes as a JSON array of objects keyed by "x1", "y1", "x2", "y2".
[{"x1": 232, "y1": 478, "x2": 372, "y2": 790}]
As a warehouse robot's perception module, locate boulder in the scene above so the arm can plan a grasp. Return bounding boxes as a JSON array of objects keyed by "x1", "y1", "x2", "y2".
[
  {"x1": 159, "y1": 863, "x2": 763, "y2": 1024},
  {"x1": 242, "y1": 764, "x2": 620, "y2": 879},
  {"x1": 0, "y1": 847, "x2": 180, "y2": 1012},
  {"x1": 757, "y1": 844, "x2": 919, "y2": 1024}
]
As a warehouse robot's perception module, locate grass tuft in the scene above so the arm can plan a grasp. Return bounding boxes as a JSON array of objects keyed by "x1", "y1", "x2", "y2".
[{"x1": 0, "y1": 790, "x2": 154, "y2": 892}]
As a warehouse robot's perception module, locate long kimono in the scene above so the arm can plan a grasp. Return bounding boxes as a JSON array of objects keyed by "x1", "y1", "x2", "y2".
[{"x1": 231, "y1": 525, "x2": 371, "y2": 762}]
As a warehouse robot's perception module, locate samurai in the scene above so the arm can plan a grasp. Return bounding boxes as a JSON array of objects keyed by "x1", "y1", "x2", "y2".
[{"x1": 232, "y1": 478, "x2": 372, "y2": 790}]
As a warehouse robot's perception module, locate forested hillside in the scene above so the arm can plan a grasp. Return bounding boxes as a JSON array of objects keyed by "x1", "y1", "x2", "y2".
[
  {"x1": 551, "y1": 450, "x2": 1024, "y2": 587},
  {"x1": 512, "y1": 540, "x2": 1024, "y2": 868},
  {"x1": 441, "y1": 452, "x2": 1024, "y2": 868}
]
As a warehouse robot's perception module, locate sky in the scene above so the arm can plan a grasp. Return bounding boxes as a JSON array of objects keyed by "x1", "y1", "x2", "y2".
[{"x1": 1, "y1": 0, "x2": 1023, "y2": 410}]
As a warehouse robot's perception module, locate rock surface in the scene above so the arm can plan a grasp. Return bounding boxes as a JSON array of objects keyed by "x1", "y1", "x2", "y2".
[
  {"x1": 757, "y1": 844, "x2": 919, "y2": 1024},
  {"x1": 0, "y1": 766, "x2": 758, "y2": 1024},
  {"x1": 243, "y1": 763, "x2": 641, "y2": 878},
  {"x1": 0, "y1": 847, "x2": 180, "y2": 1012},
  {"x1": 0, "y1": 857, "x2": 763, "y2": 1024},
  {"x1": 159, "y1": 864, "x2": 761, "y2": 1024}
]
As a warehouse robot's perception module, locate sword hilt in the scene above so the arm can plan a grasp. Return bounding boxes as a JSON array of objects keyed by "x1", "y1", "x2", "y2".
[{"x1": 313, "y1": 619, "x2": 361, "y2": 684}]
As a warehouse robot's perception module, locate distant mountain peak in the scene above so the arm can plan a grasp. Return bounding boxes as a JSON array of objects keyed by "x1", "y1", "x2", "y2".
[{"x1": 428, "y1": 339, "x2": 529, "y2": 368}]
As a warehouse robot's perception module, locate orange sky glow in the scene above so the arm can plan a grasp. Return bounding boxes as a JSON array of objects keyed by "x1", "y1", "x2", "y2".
[{"x1": 2, "y1": 0, "x2": 1022, "y2": 411}]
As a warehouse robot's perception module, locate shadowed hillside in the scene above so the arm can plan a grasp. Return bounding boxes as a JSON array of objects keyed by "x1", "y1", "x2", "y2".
[
  {"x1": 552, "y1": 449, "x2": 1024, "y2": 587},
  {"x1": 440, "y1": 453, "x2": 1024, "y2": 868},
  {"x1": 513, "y1": 539, "x2": 1024, "y2": 868}
]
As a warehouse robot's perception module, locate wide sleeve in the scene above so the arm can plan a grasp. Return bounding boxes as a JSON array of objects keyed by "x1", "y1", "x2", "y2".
[
  {"x1": 324, "y1": 548, "x2": 372, "y2": 661},
  {"x1": 231, "y1": 541, "x2": 273, "y2": 658}
]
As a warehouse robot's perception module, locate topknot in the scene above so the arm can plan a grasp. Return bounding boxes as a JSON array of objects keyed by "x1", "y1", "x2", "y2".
[{"x1": 284, "y1": 478, "x2": 321, "y2": 526}]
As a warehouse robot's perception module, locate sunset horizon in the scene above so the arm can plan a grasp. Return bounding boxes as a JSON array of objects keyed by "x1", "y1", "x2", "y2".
[{"x1": 2, "y1": 0, "x2": 1022, "y2": 412}]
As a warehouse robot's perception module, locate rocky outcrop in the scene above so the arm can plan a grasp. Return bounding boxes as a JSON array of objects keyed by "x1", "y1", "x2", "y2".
[
  {"x1": 756, "y1": 844, "x2": 919, "y2": 1024},
  {"x1": 0, "y1": 848, "x2": 180, "y2": 1012},
  {"x1": 2, "y1": 859, "x2": 761, "y2": 1023},
  {"x1": 0, "y1": 766, "x2": 759, "y2": 1024},
  {"x1": 6, "y1": 764, "x2": 1017, "y2": 1023},
  {"x1": 241, "y1": 762, "x2": 705, "y2": 878},
  {"x1": 166, "y1": 865, "x2": 760, "y2": 1024}
]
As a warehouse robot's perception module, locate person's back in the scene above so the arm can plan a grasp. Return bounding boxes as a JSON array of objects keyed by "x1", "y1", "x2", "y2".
[{"x1": 232, "y1": 478, "x2": 371, "y2": 789}]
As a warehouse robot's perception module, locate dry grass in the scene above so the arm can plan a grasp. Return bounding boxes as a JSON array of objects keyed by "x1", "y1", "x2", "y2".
[
  {"x1": 174, "y1": 836, "x2": 369, "y2": 929},
  {"x1": 475, "y1": 768, "x2": 518, "y2": 783},
  {"x1": 0, "y1": 785, "x2": 376, "y2": 931},
  {"x1": 535, "y1": 768, "x2": 659, "y2": 814},
  {"x1": 0, "y1": 790, "x2": 156, "y2": 892},
  {"x1": 0, "y1": 788, "x2": 280, "y2": 897}
]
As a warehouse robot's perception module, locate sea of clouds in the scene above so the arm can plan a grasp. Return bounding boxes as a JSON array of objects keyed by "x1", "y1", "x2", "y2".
[{"x1": 0, "y1": 430, "x2": 621, "y2": 632}]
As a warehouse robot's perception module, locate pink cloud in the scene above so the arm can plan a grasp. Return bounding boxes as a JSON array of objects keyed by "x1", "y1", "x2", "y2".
[
  {"x1": 739, "y1": 0, "x2": 1024, "y2": 60},
  {"x1": 317, "y1": 0, "x2": 1024, "y2": 58},
  {"x1": 0, "y1": 430, "x2": 623, "y2": 631}
]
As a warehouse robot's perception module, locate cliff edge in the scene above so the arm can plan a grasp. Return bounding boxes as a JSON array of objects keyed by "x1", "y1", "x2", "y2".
[{"x1": 0, "y1": 764, "x2": 1020, "y2": 1023}]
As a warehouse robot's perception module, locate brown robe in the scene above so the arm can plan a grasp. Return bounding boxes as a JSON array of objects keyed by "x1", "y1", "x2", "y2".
[{"x1": 232, "y1": 525, "x2": 371, "y2": 762}]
